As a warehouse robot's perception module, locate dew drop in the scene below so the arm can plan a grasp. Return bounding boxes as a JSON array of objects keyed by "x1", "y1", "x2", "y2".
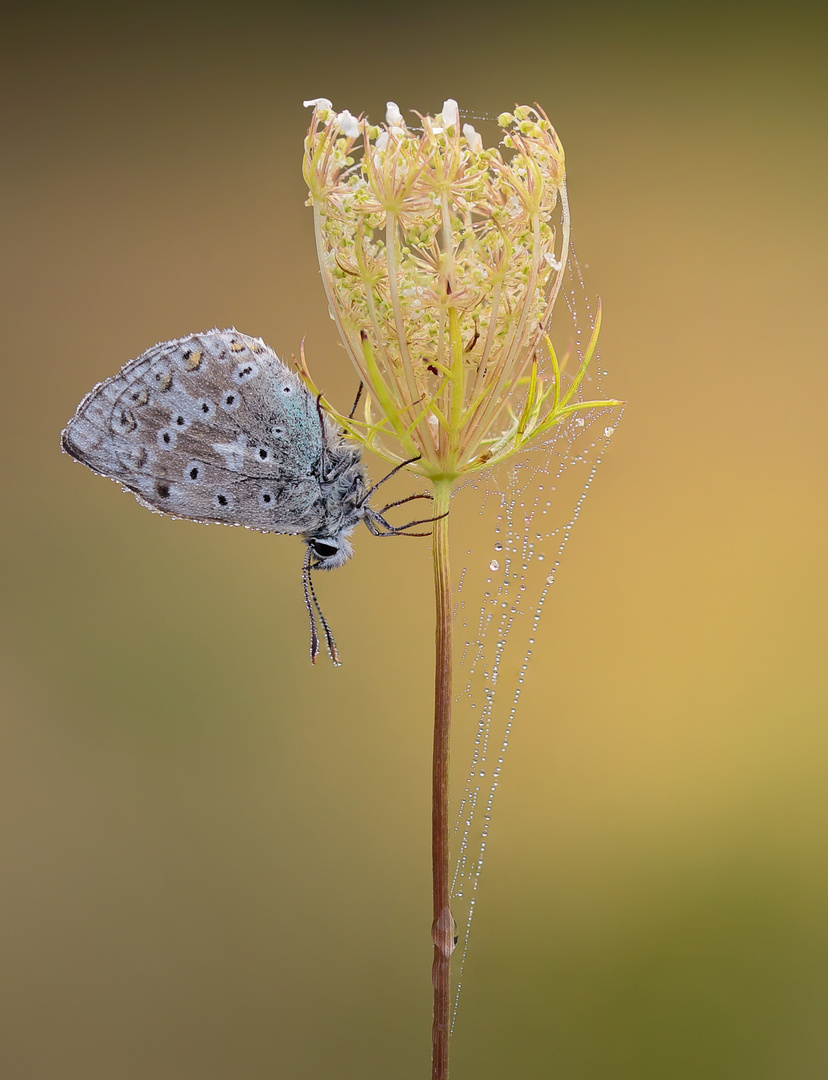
[{"x1": 489, "y1": 559, "x2": 499, "y2": 571}]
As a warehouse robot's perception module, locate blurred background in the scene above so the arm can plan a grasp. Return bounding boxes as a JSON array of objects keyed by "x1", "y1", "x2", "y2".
[{"x1": 2, "y1": 1, "x2": 827, "y2": 1077}]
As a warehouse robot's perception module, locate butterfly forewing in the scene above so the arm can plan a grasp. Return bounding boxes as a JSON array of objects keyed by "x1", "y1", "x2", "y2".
[{"x1": 61, "y1": 329, "x2": 327, "y2": 534}]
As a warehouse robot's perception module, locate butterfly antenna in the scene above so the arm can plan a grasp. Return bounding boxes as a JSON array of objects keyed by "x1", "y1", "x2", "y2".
[
  {"x1": 362, "y1": 454, "x2": 423, "y2": 502},
  {"x1": 306, "y1": 559, "x2": 341, "y2": 666},
  {"x1": 348, "y1": 381, "x2": 364, "y2": 420},
  {"x1": 302, "y1": 548, "x2": 320, "y2": 663},
  {"x1": 313, "y1": 393, "x2": 333, "y2": 482}
]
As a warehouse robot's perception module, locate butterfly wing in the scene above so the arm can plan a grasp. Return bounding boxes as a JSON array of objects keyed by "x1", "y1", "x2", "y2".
[{"x1": 61, "y1": 329, "x2": 328, "y2": 534}]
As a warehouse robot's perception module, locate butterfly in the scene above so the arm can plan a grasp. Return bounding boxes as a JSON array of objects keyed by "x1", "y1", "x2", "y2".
[{"x1": 61, "y1": 328, "x2": 437, "y2": 663}]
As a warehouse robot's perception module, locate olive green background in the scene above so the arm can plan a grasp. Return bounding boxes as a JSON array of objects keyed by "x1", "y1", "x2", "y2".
[{"x1": 2, "y1": 2, "x2": 827, "y2": 1077}]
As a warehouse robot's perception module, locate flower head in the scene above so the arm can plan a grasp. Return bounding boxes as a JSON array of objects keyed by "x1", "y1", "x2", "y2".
[{"x1": 302, "y1": 99, "x2": 619, "y2": 482}]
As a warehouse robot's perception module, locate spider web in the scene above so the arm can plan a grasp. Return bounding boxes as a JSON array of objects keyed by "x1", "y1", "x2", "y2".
[{"x1": 449, "y1": 246, "x2": 624, "y2": 1029}]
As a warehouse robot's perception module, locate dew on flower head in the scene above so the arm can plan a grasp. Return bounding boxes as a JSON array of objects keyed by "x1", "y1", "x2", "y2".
[{"x1": 302, "y1": 98, "x2": 601, "y2": 481}]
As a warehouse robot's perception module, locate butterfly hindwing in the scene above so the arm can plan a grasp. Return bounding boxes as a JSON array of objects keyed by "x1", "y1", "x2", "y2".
[{"x1": 61, "y1": 329, "x2": 328, "y2": 534}]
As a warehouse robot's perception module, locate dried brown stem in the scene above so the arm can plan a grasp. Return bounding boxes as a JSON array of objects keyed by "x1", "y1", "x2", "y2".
[{"x1": 431, "y1": 479, "x2": 454, "y2": 1080}]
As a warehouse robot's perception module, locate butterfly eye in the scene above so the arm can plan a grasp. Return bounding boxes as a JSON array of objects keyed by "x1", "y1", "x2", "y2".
[{"x1": 310, "y1": 538, "x2": 339, "y2": 560}]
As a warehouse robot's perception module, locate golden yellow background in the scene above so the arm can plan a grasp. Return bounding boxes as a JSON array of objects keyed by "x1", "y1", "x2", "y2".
[{"x1": 2, "y1": 2, "x2": 827, "y2": 1076}]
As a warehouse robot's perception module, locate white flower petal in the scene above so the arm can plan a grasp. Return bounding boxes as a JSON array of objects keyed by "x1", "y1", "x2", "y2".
[
  {"x1": 386, "y1": 101, "x2": 403, "y2": 126},
  {"x1": 441, "y1": 98, "x2": 459, "y2": 128},
  {"x1": 336, "y1": 110, "x2": 360, "y2": 138},
  {"x1": 462, "y1": 123, "x2": 483, "y2": 152},
  {"x1": 303, "y1": 97, "x2": 333, "y2": 109}
]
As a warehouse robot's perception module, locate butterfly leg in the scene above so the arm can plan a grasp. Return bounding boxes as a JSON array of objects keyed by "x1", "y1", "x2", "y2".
[
  {"x1": 364, "y1": 507, "x2": 450, "y2": 537},
  {"x1": 377, "y1": 492, "x2": 433, "y2": 514}
]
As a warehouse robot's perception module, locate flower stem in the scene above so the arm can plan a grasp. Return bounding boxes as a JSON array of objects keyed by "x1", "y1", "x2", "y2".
[{"x1": 431, "y1": 477, "x2": 454, "y2": 1080}]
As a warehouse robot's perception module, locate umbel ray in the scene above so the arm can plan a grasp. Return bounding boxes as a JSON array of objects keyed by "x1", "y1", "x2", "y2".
[{"x1": 61, "y1": 328, "x2": 443, "y2": 664}]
